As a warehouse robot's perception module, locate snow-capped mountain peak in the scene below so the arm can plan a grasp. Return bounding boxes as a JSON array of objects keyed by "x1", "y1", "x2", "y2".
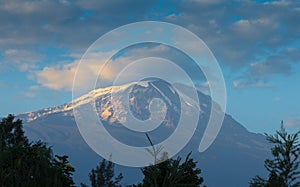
[{"x1": 18, "y1": 79, "x2": 202, "y2": 124}]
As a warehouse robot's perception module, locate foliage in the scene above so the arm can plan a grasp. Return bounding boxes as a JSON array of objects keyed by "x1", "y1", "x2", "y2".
[
  {"x1": 140, "y1": 152, "x2": 205, "y2": 187},
  {"x1": 250, "y1": 121, "x2": 300, "y2": 187},
  {"x1": 0, "y1": 114, "x2": 75, "y2": 186},
  {"x1": 53, "y1": 155, "x2": 76, "y2": 186},
  {"x1": 89, "y1": 158, "x2": 123, "y2": 187}
]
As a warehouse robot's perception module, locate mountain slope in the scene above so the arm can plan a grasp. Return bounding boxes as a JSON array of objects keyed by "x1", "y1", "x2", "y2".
[{"x1": 18, "y1": 79, "x2": 270, "y2": 186}]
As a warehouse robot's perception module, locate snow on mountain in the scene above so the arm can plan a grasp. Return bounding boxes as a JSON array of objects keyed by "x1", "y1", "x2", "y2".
[{"x1": 19, "y1": 80, "x2": 177, "y2": 121}]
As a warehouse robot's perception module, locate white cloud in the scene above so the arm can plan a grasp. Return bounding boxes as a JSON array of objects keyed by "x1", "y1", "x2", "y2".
[
  {"x1": 36, "y1": 61, "x2": 80, "y2": 91},
  {"x1": 35, "y1": 51, "x2": 117, "y2": 91},
  {"x1": 34, "y1": 49, "x2": 152, "y2": 91},
  {"x1": 34, "y1": 44, "x2": 205, "y2": 92}
]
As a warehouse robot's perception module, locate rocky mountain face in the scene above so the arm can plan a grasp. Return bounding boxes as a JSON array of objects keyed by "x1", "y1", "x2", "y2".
[{"x1": 17, "y1": 79, "x2": 270, "y2": 186}]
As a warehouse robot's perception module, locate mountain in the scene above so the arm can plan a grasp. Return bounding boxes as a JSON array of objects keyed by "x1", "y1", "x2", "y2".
[{"x1": 17, "y1": 79, "x2": 270, "y2": 186}]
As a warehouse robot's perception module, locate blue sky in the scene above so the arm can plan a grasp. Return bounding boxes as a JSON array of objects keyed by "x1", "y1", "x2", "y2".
[{"x1": 0, "y1": 0, "x2": 299, "y2": 134}]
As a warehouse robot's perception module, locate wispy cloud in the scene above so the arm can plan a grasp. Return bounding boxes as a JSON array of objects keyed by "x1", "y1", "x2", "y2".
[
  {"x1": 285, "y1": 117, "x2": 300, "y2": 129},
  {"x1": 4, "y1": 49, "x2": 44, "y2": 71},
  {"x1": 233, "y1": 79, "x2": 273, "y2": 89},
  {"x1": 249, "y1": 48, "x2": 300, "y2": 78},
  {"x1": 18, "y1": 85, "x2": 43, "y2": 98},
  {"x1": 232, "y1": 47, "x2": 300, "y2": 88}
]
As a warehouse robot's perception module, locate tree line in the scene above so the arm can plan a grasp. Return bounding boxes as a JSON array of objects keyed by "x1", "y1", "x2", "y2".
[{"x1": 1, "y1": 115, "x2": 299, "y2": 186}]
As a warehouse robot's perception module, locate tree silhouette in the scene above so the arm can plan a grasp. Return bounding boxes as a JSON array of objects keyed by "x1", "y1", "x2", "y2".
[
  {"x1": 89, "y1": 158, "x2": 123, "y2": 187},
  {"x1": 133, "y1": 133, "x2": 206, "y2": 187},
  {"x1": 250, "y1": 121, "x2": 300, "y2": 187},
  {"x1": 140, "y1": 152, "x2": 205, "y2": 187},
  {"x1": 0, "y1": 114, "x2": 75, "y2": 186},
  {"x1": 53, "y1": 155, "x2": 76, "y2": 186}
]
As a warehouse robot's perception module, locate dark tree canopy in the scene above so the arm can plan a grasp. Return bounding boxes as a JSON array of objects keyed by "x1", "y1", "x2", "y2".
[
  {"x1": 89, "y1": 158, "x2": 123, "y2": 187},
  {"x1": 250, "y1": 121, "x2": 300, "y2": 187},
  {"x1": 0, "y1": 114, "x2": 75, "y2": 187},
  {"x1": 54, "y1": 155, "x2": 76, "y2": 186},
  {"x1": 139, "y1": 152, "x2": 205, "y2": 187}
]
